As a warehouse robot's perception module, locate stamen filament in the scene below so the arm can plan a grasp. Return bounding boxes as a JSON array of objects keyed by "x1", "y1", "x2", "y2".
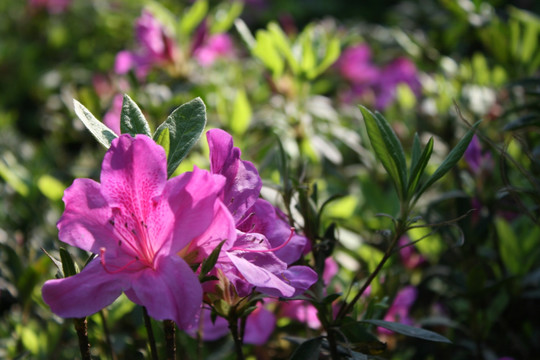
[{"x1": 229, "y1": 228, "x2": 296, "y2": 253}]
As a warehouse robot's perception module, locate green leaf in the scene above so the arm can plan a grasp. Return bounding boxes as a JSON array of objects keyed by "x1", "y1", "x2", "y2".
[
  {"x1": 267, "y1": 22, "x2": 298, "y2": 74},
  {"x1": 310, "y1": 37, "x2": 340, "y2": 79},
  {"x1": 361, "y1": 106, "x2": 407, "y2": 200},
  {"x1": 37, "y1": 175, "x2": 65, "y2": 201},
  {"x1": 252, "y1": 30, "x2": 284, "y2": 78},
  {"x1": 199, "y1": 240, "x2": 227, "y2": 280},
  {"x1": 209, "y1": 1, "x2": 243, "y2": 34},
  {"x1": 41, "y1": 248, "x2": 64, "y2": 278},
  {"x1": 120, "y1": 94, "x2": 152, "y2": 137},
  {"x1": 153, "y1": 98, "x2": 207, "y2": 177},
  {"x1": 299, "y1": 26, "x2": 316, "y2": 76},
  {"x1": 59, "y1": 248, "x2": 78, "y2": 278},
  {"x1": 230, "y1": 89, "x2": 252, "y2": 135},
  {"x1": 407, "y1": 137, "x2": 434, "y2": 199},
  {"x1": 155, "y1": 126, "x2": 170, "y2": 157},
  {"x1": 73, "y1": 99, "x2": 117, "y2": 148},
  {"x1": 410, "y1": 134, "x2": 422, "y2": 172},
  {"x1": 234, "y1": 19, "x2": 255, "y2": 49},
  {"x1": 289, "y1": 337, "x2": 323, "y2": 360},
  {"x1": 361, "y1": 319, "x2": 452, "y2": 343},
  {"x1": 178, "y1": 0, "x2": 208, "y2": 35},
  {"x1": 416, "y1": 121, "x2": 480, "y2": 199}
]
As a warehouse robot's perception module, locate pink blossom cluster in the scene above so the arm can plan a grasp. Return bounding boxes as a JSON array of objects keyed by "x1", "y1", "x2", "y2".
[
  {"x1": 41, "y1": 129, "x2": 317, "y2": 334},
  {"x1": 337, "y1": 44, "x2": 421, "y2": 110},
  {"x1": 114, "y1": 11, "x2": 235, "y2": 79}
]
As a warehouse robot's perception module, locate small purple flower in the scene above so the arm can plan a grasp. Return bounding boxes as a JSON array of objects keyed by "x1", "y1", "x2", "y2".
[
  {"x1": 337, "y1": 44, "x2": 379, "y2": 85},
  {"x1": 42, "y1": 134, "x2": 232, "y2": 329},
  {"x1": 398, "y1": 236, "x2": 426, "y2": 269},
  {"x1": 114, "y1": 11, "x2": 178, "y2": 79},
  {"x1": 464, "y1": 135, "x2": 493, "y2": 175},
  {"x1": 375, "y1": 57, "x2": 421, "y2": 110},
  {"x1": 380, "y1": 285, "x2": 417, "y2": 335},
  {"x1": 205, "y1": 129, "x2": 317, "y2": 298},
  {"x1": 194, "y1": 33, "x2": 235, "y2": 67},
  {"x1": 189, "y1": 302, "x2": 276, "y2": 344}
]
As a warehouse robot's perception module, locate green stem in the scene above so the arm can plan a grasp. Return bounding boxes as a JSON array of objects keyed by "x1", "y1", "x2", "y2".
[
  {"x1": 74, "y1": 317, "x2": 91, "y2": 360},
  {"x1": 99, "y1": 310, "x2": 116, "y2": 360},
  {"x1": 163, "y1": 320, "x2": 176, "y2": 360},
  {"x1": 336, "y1": 214, "x2": 408, "y2": 320},
  {"x1": 142, "y1": 307, "x2": 159, "y2": 360},
  {"x1": 228, "y1": 315, "x2": 245, "y2": 360}
]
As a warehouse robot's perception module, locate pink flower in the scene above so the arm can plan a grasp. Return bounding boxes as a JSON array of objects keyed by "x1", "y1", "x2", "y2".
[
  {"x1": 42, "y1": 135, "x2": 233, "y2": 329},
  {"x1": 375, "y1": 57, "x2": 421, "y2": 109},
  {"x1": 337, "y1": 44, "x2": 379, "y2": 85},
  {"x1": 114, "y1": 11, "x2": 178, "y2": 79},
  {"x1": 193, "y1": 33, "x2": 235, "y2": 67},
  {"x1": 398, "y1": 236, "x2": 426, "y2": 269},
  {"x1": 204, "y1": 129, "x2": 317, "y2": 298},
  {"x1": 379, "y1": 285, "x2": 418, "y2": 335}
]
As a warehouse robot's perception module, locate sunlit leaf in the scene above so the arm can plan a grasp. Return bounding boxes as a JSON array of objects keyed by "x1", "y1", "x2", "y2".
[{"x1": 73, "y1": 99, "x2": 117, "y2": 148}]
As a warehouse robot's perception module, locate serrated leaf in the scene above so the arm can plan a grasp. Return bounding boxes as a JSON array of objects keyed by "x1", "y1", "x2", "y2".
[
  {"x1": 59, "y1": 248, "x2": 78, "y2": 278},
  {"x1": 155, "y1": 126, "x2": 170, "y2": 157},
  {"x1": 361, "y1": 106, "x2": 407, "y2": 200},
  {"x1": 120, "y1": 94, "x2": 151, "y2": 137},
  {"x1": 407, "y1": 137, "x2": 434, "y2": 199},
  {"x1": 153, "y1": 98, "x2": 207, "y2": 177},
  {"x1": 361, "y1": 319, "x2": 451, "y2": 343},
  {"x1": 178, "y1": 0, "x2": 208, "y2": 35},
  {"x1": 73, "y1": 99, "x2": 117, "y2": 148},
  {"x1": 289, "y1": 337, "x2": 323, "y2": 360},
  {"x1": 416, "y1": 121, "x2": 480, "y2": 199},
  {"x1": 199, "y1": 240, "x2": 227, "y2": 280}
]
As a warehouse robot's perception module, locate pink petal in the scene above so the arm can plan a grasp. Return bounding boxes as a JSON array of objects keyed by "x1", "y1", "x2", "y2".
[
  {"x1": 207, "y1": 129, "x2": 262, "y2": 223},
  {"x1": 227, "y1": 252, "x2": 295, "y2": 297},
  {"x1": 114, "y1": 51, "x2": 136, "y2": 74},
  {"x1": 127, "y1": 256, "x2": 202, "y2": 329},
  {"x1": 42, "y1": 259, "x2": 127, "y2": 318},
  {"x1": 57, "y1": 178, "x2": 114, "y2": 254},
  {"x1": 100, "y1": 134, "x2": 168, "y2": 225},
  {"x1": 187, "y1": 201, "x2": 237, "y2": 263},
  {"x1": 243, "y1": 306, "x2": 275, "y2": 345},
  {"x1": 282, "y1": 266, "x2": 318, "y2": 297},
  {"x1": 164, "y1": 167, "x2": 226, "y2": 254}
]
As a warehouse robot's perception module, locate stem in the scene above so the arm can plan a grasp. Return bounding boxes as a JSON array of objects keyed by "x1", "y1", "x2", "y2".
[
  {"x1": 142, "y1": 307, "x2": 159, "y2": 360},
  {"x1": 99, "y1": 310, "x2": 116, "y2": 360},
  {"x1": 228, "y1": 315, "x2": 245, "y2": 360},
  {"x1": 73, "y1": 317, "x2": 91, "y2": 360},
  {"x1": 336, "y1": 216, "x2": 407, "y2": 320},
  {"x1": 163, "y1": 320, "x2": 176, "y2": 360},
  {"x1": 326, "y1": 329, "x2": 341, "y2": 360}
]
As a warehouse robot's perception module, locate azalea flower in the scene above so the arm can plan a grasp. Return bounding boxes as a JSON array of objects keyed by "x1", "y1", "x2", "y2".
[
  {"x1": 42, "y1": 134, "x2": 233, "y2": 329},
  {"x1": 398, "y1": 236, "x2": 426, "y2": 269},
  {"x1": 114, "y1": 10, "x2": 178, "y2": 79},
  {"x1": 205, "y1": 129, "x2": 317, "y2": 298},
  {"x1": 193, "y1": 33, "x2": 235, "y2": 67}
]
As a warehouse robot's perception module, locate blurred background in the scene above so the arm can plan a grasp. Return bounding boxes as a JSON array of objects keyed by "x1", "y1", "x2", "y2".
[{"x1": 1, "y1": 0, "x2": 540, "y2": 359}]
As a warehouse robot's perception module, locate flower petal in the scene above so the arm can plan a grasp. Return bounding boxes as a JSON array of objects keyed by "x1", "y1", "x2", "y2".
[
  {"x1": 207, "y1": 129, "x2": 262, "y2": 223},
  {"x1": 237, "y1": 199, "x2": 307, "y2": 264},
  {"x1": 128, "y1": 256, "x2": 202, "y2": 329},
  {"x1": 282, "y1": 266, "x2": 318, "y2": 297},
  {"x1": 164, "y1": 167, "x2": 226, "y2": 254},
  {"x1": 42, "y1": 259, "x2": 127, "y2": 318},
  {"x1": 226, "y1": 252, "x2": 295, "y2": 297},
  {"x1": 57, "y1": 178, "x2": 114, "y2": 253},
  {"x1": 100, "y1": 134, "x2": 168, "y2": 221}
]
